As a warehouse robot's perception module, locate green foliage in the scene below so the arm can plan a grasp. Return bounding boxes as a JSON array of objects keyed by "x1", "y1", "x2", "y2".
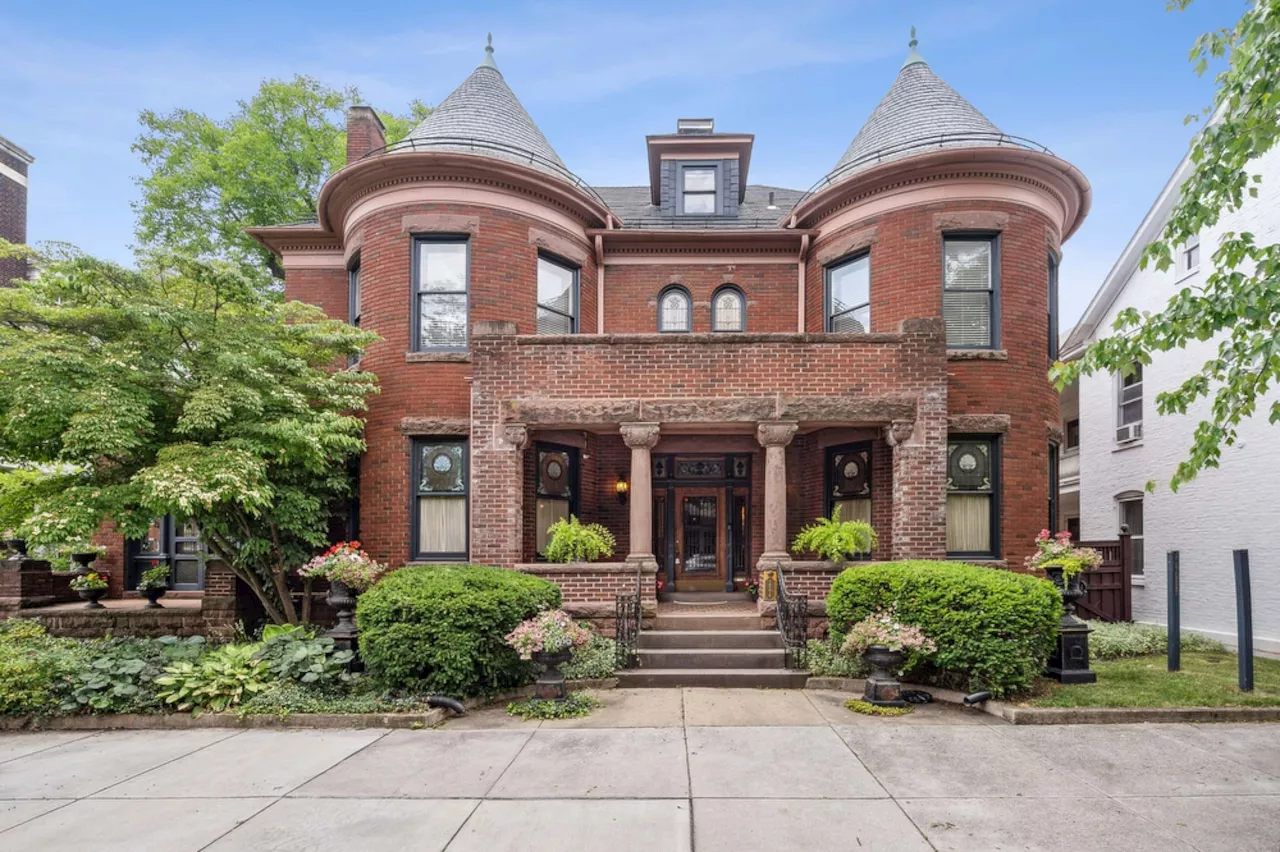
[
  {"x1": 543, "y1": 516, "x2": 616, "y2": 563},
  {"x1": 356, "y1": 565, "x2": 561, "y2": 697},
  {"x1": 1052, "y1": 1, "x2": 1280, "y2": 489},
  {"x1": 560, "y1": 635, "x2": 617, "y2": 680},
  {"x1": 506, "y1": 692, "x2": 601, "y2": 720},
  {"x1": 1085, "y1": 620, "x2": 1226, "y2": 661},
  {"x1": 845, "y1": 699, "x2": 912, "y2": 717},
  {"x1": 805, "y1": 636, "x2": 869, "y2": 679},
  {"x1": 133, "y1": 76, "x2": 430, "y2": 279},
  {"x1": 138, "y1": 564, "x2": 171, "y2": 591},
  {"x1": 237, "y1": 680, "x2": 441, "y2": 718},
  {"x1": 0, "y1": 620, "x2": 88, "y2": 716},
  {"x1": 253, "y1": 627, "x2": 353, "y2": 686},
  {"x1": 155, "y1": 643, "x2": 270, "y2": 715},
  {"x1": 61, "y1": 636, "x2": 204, "y2": 715},
  {"x1": 791, "y1": 507, "x2": 877, "y2": 562},
  {"x1": 68, "y1": 572, "x2": 108, "y2": 591},
  {"x1": 1032, "y1": 651, "x2": 1280, "y2": 708},
  {"x1": 826, "y1": 561, "x2": 1061, "y2": 697},
  {"x1": 0, "y1": 248, "x2": 379, "y2": 623}
]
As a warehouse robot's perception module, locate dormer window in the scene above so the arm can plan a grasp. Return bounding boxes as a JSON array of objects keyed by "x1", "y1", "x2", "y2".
[{"x1": 679, "y1": 163, "x2": 720, "y2": 215}]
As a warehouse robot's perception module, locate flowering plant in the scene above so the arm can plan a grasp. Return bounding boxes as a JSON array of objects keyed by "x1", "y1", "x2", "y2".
[
  {"x1": 297, "y1": 541, "x2": 386, "y2": 592},
  {"x1": 504, "y1": 609, "x2": 593, "y2": 660},
  {"x1": 841, "y1": 610, "x2": 937, "y2": 656},
  {"x1": 1024, "y1": 530, "x2": 1102, "y2": 579},
  {"x1": 69, "y1": 571, "x2": 108, "y2": 591},
  {"x1": 138, "y1": 564, "x2": 171, "y2": 590}
]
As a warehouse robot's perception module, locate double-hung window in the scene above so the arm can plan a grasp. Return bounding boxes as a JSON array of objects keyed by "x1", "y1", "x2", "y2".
[
  {"x1": 946, "y1": 436, "x2": 999, "y2": 557},
  {"x1": 943, "y1": 236, "x2": 999, "y2": 348},
  {"x1": 412, "y1": 439, "x2": 468, "y2": 560},
  {"x1": 347, "y1": 256, "x2": 362, "y2": 367},
  {"x1": 413, "y1": 237, "x2": 468, "y2": 350},
  {"x1": 1118, "y1": 494, "x2": 1144, "y2": 575},
  {"x1": 1117, "y1": 363, "x2": 1143, "y2": 443},
  {"x1": 679, "y1": 163, "x2": 719, "y2": 215},
  {"x1": 1180, "y1": 234, "x2": 1200, "y2": 276},
  {"x1": 536, "y1": 254, "x2": 578, "y2": 334},
  {"x1": 825, "y1": 254, "x2": 870, "y2": 333},
  {"x1": 1048, "y1": 252, "x2": 1059, "y2": 361}
]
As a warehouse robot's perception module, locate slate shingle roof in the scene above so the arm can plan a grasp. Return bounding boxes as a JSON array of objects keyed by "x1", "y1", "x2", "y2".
[{"x1": 595, "y1": 185, "x2": 803, "y2": 229}]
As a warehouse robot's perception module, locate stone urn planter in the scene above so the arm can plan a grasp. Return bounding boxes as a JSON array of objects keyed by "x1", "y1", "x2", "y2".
[
  {"x1": 861, "y1": 644, "x2": 908, "y2": 707},
  {"x1": 6, "y1": 538, "x2": 28, "y2": 557},
  {"x1": 1044, "y1": 564, "x2": 1097, "y2": 684},
  {"x1": 532, "y1": 648, "x2": 574, "y2": 701},
  {"x1": 142, "y1": 586, "x2": 167, "y2": 609},
  {"x1": 70, "y1": 551, "x2": 98, "y2": 573},
  {"x1": 78, "y1": 587, "x2": 107, "y2": 609},
  {"x1": 324, "y1": 579, "x2": 359, "y2": 657}
]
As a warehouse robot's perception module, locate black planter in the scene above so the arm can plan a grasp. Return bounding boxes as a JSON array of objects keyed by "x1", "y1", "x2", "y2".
[
  {"x1": 1045, "y1": 565, "x2": 1097, "y2": 684},
  {"x1": 77, "y1": 587, "x2": 107, "y2": 609},
  {"x1": 142, "y1": 586, "x2": 167, "y2": 609},
  {"x1": 70, "y1": 551, "x2": 98, "y2": 573},
  {"x1": 532, "y1": 648, "x2": 574, "y2": 701},
  {"x1": 324, "y1": 579, "x2": 359, "y2": 657},
  {"x1": 861, "y1": 644, "x2": 908, "y2": 707},
  {"x1": 6, "y1": 538, "x2": 27, "y2": 557}
]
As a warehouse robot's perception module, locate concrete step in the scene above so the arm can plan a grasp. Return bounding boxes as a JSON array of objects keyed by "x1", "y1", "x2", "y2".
[
  {"x1": 639, "y1": 630, "x2": 783, "y2": 650},
  {"x1": 661, "y1": 592, "x2": 752, "y2": 603},
  {"x1": 636, "y1": 648, "x2": 787, "y2": 669},
  {"x1": 653, "y1": 613, "x2": 763, "y2": 631},
  {"x1": 615, "y1": 668, "x2": 811, "y2": 689}
]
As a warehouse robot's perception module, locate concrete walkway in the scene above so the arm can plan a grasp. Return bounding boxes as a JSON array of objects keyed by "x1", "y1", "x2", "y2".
[{"x1": 1, "y1": 688, "x2": 1277, "y2": 851}]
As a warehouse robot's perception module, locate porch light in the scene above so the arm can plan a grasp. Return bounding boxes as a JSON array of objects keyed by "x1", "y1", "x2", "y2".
[{"x1": 615, "y1": 472, "x2": 629, "y2": 504}]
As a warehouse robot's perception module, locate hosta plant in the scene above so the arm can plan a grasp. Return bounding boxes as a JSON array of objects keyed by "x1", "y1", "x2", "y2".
[
  {"x1": 504, "y1": 609, "x2": 593, "y2": 660},
  {"x1": 155, "y1": 644, "x2": 271, "y2": 715},
  {"x1": 791, "y1": 507, "x2": 877, "y2": 563},
  {"x1": 1024, "y1": 530, "x2": 1102, "y2": 579},
  {"x1": 543, "y1": 516, "x2": 615, "y2": 563},
  {"x1": 254, "y1": 626, "x2": 353, "y2": 686}
]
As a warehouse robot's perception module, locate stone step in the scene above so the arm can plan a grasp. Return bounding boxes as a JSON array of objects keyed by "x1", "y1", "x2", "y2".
[
  {"x1": 652, "y1": 613, "x2": 763, "y2": 631},
  {"x1": 615, "y1": 668, "x2": 811, "y2": 689},
  {"x1": 661, "y1": 592, "x2": 752, "y2": 603},
  {"x1": 639, "y1": 630, "x2": 783, "y2": 650},
  {"x1": 636, "y1": 648, "x2": 787, "y2": 669}
]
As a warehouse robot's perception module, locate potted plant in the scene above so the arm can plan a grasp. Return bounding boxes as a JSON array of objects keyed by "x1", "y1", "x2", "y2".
[
  {"x1": 298, "y1": 541, "x2": 386, "y2": 653},
  {"x1": 505, "y1": 609, "x2": 593, "y2": 701},
  {"x1": 70, "y1": 545, "x2": 105, "y2": 574},
  {"x1": 69, "y1": 571, "x2": 109, "y2": 609},
  {"x1": 840, "y1": 611, "x2": 936, "y2": 707},
  {"x1": 1026, "y1": 530, "x2": 1102, "y2": 683},
  {"x1": 543, "y1": 516, "x2": 615, "y2": 564},
  {"x1": 745, "y1": 580, "x2": 760, "y2": 602},
  {"x1": 791, "y1": 506, "x2": 878, "y2": 563},
  {"x1": 137, "y1": 563, "x2": 171, "y2": 608}
]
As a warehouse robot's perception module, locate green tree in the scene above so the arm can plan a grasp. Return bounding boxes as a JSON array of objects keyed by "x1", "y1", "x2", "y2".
[
  {"x1": 1054, "y1": 0, "x2": 1280, "y2": 490},
  {"x1": 133, "y1": 76, "x2": 430, "y2": 279},
  {"x1": 0, "y1": 244, "x2": 378, "y2": 623}
]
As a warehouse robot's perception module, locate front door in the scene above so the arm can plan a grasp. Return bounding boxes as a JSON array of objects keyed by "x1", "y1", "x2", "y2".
[{"x1": 674, "y1": 488, "x2": 724, "y2": 591}]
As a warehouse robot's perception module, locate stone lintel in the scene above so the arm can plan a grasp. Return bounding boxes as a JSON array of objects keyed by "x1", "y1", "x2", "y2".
[
  {"x1": 813, "y1": 225, "x2": 879, "y2": 267},
  {"x1": 933, "y1": 210, "x2": 1010, "y2": 232},
  {"x1": 504, "y1": 396, "x2": 917, "y2": 427},
  {"x1": 528, "y1": 227, "x2": 590, "y2": 267},
  {"x1": 402, "y1": 213, "x2": 479, "y2": 235},
  {"x1": 948, "y1": 414, "x2": 1012, "y2": 434},
  {"x1": 399, "y1": 417, "x2": 470, "y2": 436}
]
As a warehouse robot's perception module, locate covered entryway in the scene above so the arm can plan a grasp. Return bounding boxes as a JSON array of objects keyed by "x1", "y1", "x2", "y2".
[{"x1": 651, "y1": 454, "x2": 752, "y2": 592}]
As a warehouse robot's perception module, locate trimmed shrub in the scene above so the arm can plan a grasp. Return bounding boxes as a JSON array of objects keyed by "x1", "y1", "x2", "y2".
[
  {"x1": 357, "y1": 564, "x2": 561, "y2": 697},
  {"x1": 827, "y1": 561, "x2": 1061, "y2": 697}
]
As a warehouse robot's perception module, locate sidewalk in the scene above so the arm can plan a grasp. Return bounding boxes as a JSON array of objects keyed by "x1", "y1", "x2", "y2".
[{"x1": 1, "y1": 688, "x2": 1277, "y2": 851}]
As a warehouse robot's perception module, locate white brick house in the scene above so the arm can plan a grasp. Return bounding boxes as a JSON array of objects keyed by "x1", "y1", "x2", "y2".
[{"x1": 1062, "y1": 142, "x2": 1280, "y2": 654}]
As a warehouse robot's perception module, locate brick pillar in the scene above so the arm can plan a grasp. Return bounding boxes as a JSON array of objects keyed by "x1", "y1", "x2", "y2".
[
  {"x1": 201, "y1": 558, "x2": 238, "y2": 639},
  {"x1": 886, "y1": 400, "x2": 948, "y2": 559},
  {"x1": 345, "y1": 106, "x2": 386, "y2": 165},
  {"x1": 619, "y1": 422, "x2": 660, "y2": 562},
  {"x1": 756, "y1": 420, "x2": 798, "y2": 565}
]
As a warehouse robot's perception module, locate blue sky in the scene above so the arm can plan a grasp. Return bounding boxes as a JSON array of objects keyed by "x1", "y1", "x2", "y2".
[{"x1": 1, "y1": 0, "x2": 1238, "y2": 325}]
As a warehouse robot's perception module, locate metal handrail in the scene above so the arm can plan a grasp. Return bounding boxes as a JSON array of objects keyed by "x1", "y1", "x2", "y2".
[
  {"x1": 614, "y1": 562, "x2": 642, "y2": 669},
  {"x1": 362, "y1": 135, "x2": 610, "y2": 208},
  {"x1": 773, "y1": 560, "x2": 809, "y2": 670}
]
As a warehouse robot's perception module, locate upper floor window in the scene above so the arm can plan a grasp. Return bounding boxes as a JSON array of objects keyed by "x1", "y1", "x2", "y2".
[
  {"x1": 679, "y1": 163, "x2": 719, "y2": 215},
  {"x1": 711, "y1": 286, "x2": 745, "y2": 332},
  {"x1": 658, "y1": 286, "x2": 692, "y2": 332},
  {"x1": 348, "y1": 256, "x2": 361, "y2": 329},
  {"x1": 537, "y1": 254, "x2": 578, "y2": 334},
  {"x1": 413, "y1": 237, "x2": 468, "y2": 350},
  {"x1": 1180, "y1": 234, "x2": 1200, "y2": 276},
  {"x1": 825, "y1": 254, "x2": 870, "y2": 333},
  {"x1": 946, "y1": 436, "x2": 999, "y2": 558},
  {"x1": 1048, "y1": 252, "x2": 1059, "y2": 361},
  {"x1": 943, "y1": 236, "x2": 999, "y2": 348},
  {"x1": 412, "y1": 439, "x2": 468, "y2": 561},
  {"x1": 1117, "y1": 362, "x2": 1143, "y2": 443},
  {"x1": 1065, "y1": 418, "x2": 1080, "y2": 451}
]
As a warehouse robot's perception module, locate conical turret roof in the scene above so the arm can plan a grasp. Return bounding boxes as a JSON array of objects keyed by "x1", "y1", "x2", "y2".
[
  {"x1": 826, "y1": 36, "x2": 1011, "y2": 184},
  {"x1": 401, "y1": 35, "x2": 568, "y2": 177}
]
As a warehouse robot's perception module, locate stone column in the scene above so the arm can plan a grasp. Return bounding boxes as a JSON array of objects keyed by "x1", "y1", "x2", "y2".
[
  {"x1": 756, "y1": 421, "x2": 798, "y2": 564},
  {"x1": 619, "y1": 422, "x2": 660, "y2": 562}
]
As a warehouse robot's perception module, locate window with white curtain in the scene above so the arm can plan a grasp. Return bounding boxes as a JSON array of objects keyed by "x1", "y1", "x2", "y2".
[
  {"x1": 658, "y1": 286, "x2": 692, "y2": 332},
  {"x1": 946, "y1": 437, "x2": 998, "y2": 557},
  {"x1": 943, "y1": 237, "x2": 998, "y2": 348},
  {"x1": 413, "y1": 439, "x2": 468, "y2": 560},
  {"x1": 711, "y1": 286, "x2": 744, "y2": 332}
]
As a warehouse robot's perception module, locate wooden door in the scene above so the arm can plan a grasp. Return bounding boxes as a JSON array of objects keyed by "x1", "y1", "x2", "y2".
[{"x1": 674, "y1": 488, "x2": 724, "y2": 591}]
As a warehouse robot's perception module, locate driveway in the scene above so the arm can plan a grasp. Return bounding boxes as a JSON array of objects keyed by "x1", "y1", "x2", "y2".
[{"x1": 1, "y1": 688, "x2": 1277, "y2": 851}]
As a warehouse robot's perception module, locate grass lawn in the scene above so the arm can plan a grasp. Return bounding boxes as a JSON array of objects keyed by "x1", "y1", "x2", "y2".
[{"x1": 1029, "y1": 651, "x2": 1280, "y2": 708}]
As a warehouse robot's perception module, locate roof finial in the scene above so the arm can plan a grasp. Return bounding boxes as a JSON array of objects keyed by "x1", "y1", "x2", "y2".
[
  {"x1": 480, "y1": 32, "x2": 499, "y2": 70},
  {"x1": 903, "y1": 25, "x2": 925, "y2": 68}
]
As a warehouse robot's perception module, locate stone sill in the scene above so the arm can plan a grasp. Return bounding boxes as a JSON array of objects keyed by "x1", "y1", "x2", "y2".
[
  {"x1": 947, "y1": 349, "x2": 1008, "y2": 361},
  {"x1": 1113, "y1": 440, "x2": 1144, "y2": 453},
  {"x1": 405, "y1": 351, "x2": 471, "y2": 363},
  {"x1": 954, "y1": 559, "x2": 1009, "y2": 569},
  {"x1": 512, "y1": 331, "x2": 910, "y2": 347},
  {"x1": 515, "y1": 562, "x2": 658, "y2": 575},
  {"x1": 1131, "y1": 575, "x2": 1147, "y2": 588}
]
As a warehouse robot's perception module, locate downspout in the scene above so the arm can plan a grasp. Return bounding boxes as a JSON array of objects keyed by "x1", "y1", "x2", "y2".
[
  {"x1": 595, "y1": 234, "x2": 605, "y2": 334},
  {"x1": 797, "y1": 234, "x2": 811, "y2": 333}
]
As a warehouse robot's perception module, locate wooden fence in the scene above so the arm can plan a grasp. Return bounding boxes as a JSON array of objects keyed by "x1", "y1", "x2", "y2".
[{"x1": 1075, "y1": 534, "x2": 1133, "y2": 622}]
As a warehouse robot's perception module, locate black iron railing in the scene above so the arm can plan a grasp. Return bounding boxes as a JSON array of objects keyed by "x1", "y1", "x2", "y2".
[
  {"x1": 774, "y1": 562, "x2": 809, "y2": 670},
  {"x1": 614, "y1": 565, "x2": 642, "y2": 669}
]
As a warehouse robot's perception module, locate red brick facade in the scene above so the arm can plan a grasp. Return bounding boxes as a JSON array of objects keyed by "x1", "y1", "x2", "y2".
[{"x1": 0, "y1": 138, "x2": 33, "y2": 286}]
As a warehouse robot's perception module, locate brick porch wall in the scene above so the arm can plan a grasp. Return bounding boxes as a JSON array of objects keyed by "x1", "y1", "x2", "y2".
[{"x1": 515, "y1": 562, "x2": 658, "y2": 636}]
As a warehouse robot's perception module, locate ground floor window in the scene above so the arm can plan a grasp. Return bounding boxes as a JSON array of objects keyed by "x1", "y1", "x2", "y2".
[
  {"x1": 1118, "y1": 494, "x2": 1144, "y2": 575},
  {"x1": 825, "y1": 442, "x2": 872, "y2": 556},
  {"x1": 127, "y1": 516, "x2": 205, "y2": 591},
  {"x1": 535, "y1": 442, "x2": 578, "y2": 556},
  {"x1": 412, "y1": 439, "x2": 468, "y2": 560},
  {"x1": 946, "y1": 436, "x2": 999, "y2": 558}
]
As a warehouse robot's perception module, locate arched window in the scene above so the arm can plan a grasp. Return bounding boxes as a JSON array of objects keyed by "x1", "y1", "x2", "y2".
[
  {"x1": 711, "y1": 285, "x2": 745, "y2": 332},
  {"x1": 658, "y1": 286, "x2": 692, "y2": 332}
]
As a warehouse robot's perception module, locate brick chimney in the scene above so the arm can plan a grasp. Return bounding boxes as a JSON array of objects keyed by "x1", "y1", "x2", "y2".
[
  {"x1": 0, "y1": 134, "x2": 34, "y2": 285},
  {"x1": 345, "y1": 106, "x2": 387, "y2": 165}
]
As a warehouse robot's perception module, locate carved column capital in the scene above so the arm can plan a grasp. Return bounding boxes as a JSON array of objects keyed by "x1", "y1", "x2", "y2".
[
  {"x1": 502, "y1": 422, "x2": 530, "y2": 451},
  {"x1": 756, "y1": 421, "x2": 798, "y2": 448},
  {"x1": 884, "y1": 419, "x2": 916, "y2": 448},
  {"x1": 620, "y1": 422, "x2": 661, "y2": 449}
]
